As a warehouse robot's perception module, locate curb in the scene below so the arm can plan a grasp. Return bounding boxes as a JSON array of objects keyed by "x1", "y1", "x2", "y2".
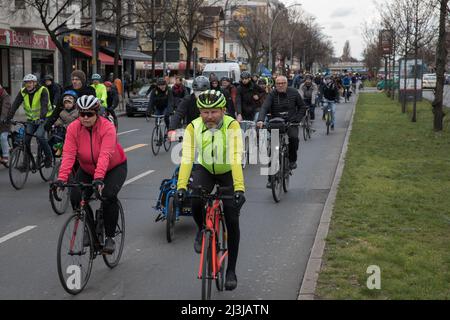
[{"x1": 297, "y1": 95, "x2": 358, "y2": 300}]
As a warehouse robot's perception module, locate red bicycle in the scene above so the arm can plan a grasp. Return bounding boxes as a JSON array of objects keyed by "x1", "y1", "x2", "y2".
[{"x1": 189, "y1": 185, "x2": 234, "y2": 300}]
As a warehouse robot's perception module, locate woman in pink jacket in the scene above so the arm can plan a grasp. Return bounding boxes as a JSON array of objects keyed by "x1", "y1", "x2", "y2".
[{"x1": 55, "y1": 95, "x2": 127, "y2": 254}]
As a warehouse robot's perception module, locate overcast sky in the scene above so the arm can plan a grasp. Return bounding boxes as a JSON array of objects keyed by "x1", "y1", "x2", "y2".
[{"x1": 281, "y1": 0, "x2": 380, "y2": 60}]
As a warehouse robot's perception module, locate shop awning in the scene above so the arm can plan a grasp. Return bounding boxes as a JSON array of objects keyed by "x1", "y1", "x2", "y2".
[
  {"x1": 104, "y1": 48, "x2": 152, "y2": 61},
  {"x1": 72, "y1": 46, "x2": 121, "y2": 65}
]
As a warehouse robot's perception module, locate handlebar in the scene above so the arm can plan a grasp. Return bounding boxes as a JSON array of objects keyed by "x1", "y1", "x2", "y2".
[
  {"x1": 187, "y1": 185, "x2": 235, "y2": 201},
  {"x1": 50, "y1": 182, "x2": 102, "y2": 201}
]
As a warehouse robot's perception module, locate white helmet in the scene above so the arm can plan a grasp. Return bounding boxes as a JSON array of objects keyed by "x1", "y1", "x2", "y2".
[
  {"x1": 76, "y1": 95, "x2": 100, "y2": 111},
  {"x1": 23, "y1": 74, "x2": 38, "y2": 82}
]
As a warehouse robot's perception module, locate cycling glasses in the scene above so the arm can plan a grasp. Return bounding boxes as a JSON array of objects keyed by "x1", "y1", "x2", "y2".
[{"x1": 79, "y1": 111, "x2": 97, "y2": 118}]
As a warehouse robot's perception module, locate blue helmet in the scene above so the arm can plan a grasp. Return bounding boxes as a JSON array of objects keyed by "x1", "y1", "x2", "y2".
[{"x1": 63, "y1": 90, "x2": 78, "y2": 99}]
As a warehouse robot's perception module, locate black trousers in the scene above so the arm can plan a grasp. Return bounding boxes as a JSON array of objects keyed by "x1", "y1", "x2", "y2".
[
  {"x1": 71, "y1": 161, "x2": 127, "y2": 237},
  {"x1": 191, "y1": 165, "x2": 240, "y2": 273},
  {"x1": 287, "y1": 126, "x2": 299, "y2": 163}
]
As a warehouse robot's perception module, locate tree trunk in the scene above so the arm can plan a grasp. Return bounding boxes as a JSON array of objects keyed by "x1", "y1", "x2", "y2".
[
  {"x1": 114, "y1": 0, "x2": 121, "y2": 79},
  {"x1": 185, "y1": 42, "x2": 193, "y2": 79},
  {"x1": 431, "y1": 0, "x2": 448, "y2": 131}
]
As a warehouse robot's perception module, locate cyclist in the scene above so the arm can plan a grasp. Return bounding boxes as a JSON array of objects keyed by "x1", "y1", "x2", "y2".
[
  {"x1": 167, "y1": 76, "x2": 210, "y2": 141},
  {"x1": 299, "y1": 74, "x2": 318, "y2": 120},
  {"x1": 220, "y1": 76, "x2": 237, "y2": 118},
  {"x1": 45, "y1": 70, "x2": 96, "y2": 132},
  {"x1": 251, "y1": 73, "x2": 259, "y2": 84},
  {"x1": 209, "y1": 75, "x2": 221, "y2": 92},
  {"x1": 257, "y1": 75, "x2": 307, "y2": 187},
  {"x1": 236, "y1": 71, "x2": 265, "y2": 123},
  {"x1": 0, "y1": 84, "x2": 11, "y2": 166},
  {"x1": 53, "y1": 95, "x2": 127, "y2": 254},
  {"x1": 147, "y1": 78, "x2": 174, "y2": 129},
  {"x1": 105, "y1": 81, "x2": 119, "y2": 127},
  {"x1": 48, "y1": 90, "x2": 79, "y2": 156},
  {"x1": 351, "y1": 73, "x2": 358, "y2": 93},
  {"x1": 320, "y1": 75, "x2": 339, "y2": 130},
  {"x1": 172, "y1": 75, "x2": 189, "y2": 109},
  {"x1": 91, "y1": 74, "x2": 108, "y2": 110},
  {"x1": 6, "y1": 74, "x2": 54, "y2": 168},
  {"x1": 42, "y1": 74, "x2": 62, "y2": 108},
  {"x1": 175, "y1": 90, "x2": 246, "y2": 291},
  {"x1": 342, "y1": 73, "x2": 351, "y2": 100}
]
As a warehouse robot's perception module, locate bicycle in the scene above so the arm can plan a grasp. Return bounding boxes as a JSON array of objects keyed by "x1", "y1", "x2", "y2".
[
  {"x1": 266, "y1": 116, "x2": 296, "y2": 203},
  {"x1": 53, "y1": 182, "x2": 125, "y2": 295},
  {"x1": 8, "y1": 120, "x2": 55, "y2": 190},
  {"x1": 187, "y1": 185, "x2": 233, "y2": 300},
  {"x1": 239, "y1": 120, "x2": 256, "y2": 169},
  {"x1": 150, "y1": 114, "x2": 171, "y2": 156},
  {"x1": 322, "y1": 99, "x2": 334, "y2": 135}
]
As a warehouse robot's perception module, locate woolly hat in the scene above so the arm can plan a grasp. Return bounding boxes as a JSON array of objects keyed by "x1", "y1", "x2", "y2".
[{"x1": 71, "y1": 70, "x2": 87, "y2": 85}]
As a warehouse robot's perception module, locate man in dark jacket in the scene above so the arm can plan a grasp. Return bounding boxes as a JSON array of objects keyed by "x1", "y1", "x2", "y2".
[
  {"x1": 45, "y1": 70, "x2": 96, "y2": 131},
  {"x1": 236, "y1": 71, "x2": 265, "y2": 122},
  {"x1": 167, "y1": 76, "x2": 210, "y2": 141},
  {"x1": 172, "y1": 75, "x2": 188, "y2": 109},
  {"x1": 320, "y1": 75, "x2": 339, "y2": 129},
  {"x1": 0, "y1": 85, "x2": 11, "y2": 165},
  {"x1": 43, "y1": 75, "x2": 62, "y2": 107},
  {"x1": 221, "y1": 77, "x2": 238, "y2": 118},
  {"x1": 147, "y1": 78, "x2": 174, "y2": 129},
  {"x1": 257, "y1": 75, "x2": 306, "y2": 176}
]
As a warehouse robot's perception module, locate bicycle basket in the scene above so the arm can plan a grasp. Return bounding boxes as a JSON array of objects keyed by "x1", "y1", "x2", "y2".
[{"x1": 268, "y1": 117, "x2": 287, "y2": 133}]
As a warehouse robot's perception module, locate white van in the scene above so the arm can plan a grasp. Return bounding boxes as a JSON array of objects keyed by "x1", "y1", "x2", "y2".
[{"x1": 202, "y1": 63, "x2": 241, "y2": 84}]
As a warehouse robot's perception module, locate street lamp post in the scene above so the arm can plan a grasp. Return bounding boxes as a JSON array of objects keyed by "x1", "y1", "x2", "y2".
[
  {"x1": 268, "y1": 3, "x2": 302, "y2": 73},
  {"x1": 222, "y1": 0, "x2": 230, "y2": 62},
  {"x1": 91, "y1": 0, "x2": 97, "y2": 74}
]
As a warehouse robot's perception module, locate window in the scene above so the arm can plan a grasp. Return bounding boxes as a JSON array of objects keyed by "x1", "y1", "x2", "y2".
[{"x1": 14, "y1": 0, "x2": 25, "y2": 9}]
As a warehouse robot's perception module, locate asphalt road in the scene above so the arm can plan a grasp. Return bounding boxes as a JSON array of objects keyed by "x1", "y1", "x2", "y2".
[{"x1": 0, "y1": 96, "x2": 356, "y2": 300}]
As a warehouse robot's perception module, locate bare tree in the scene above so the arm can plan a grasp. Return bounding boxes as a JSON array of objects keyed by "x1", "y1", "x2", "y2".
[
  {"x1": 166, "y1": 0, "x2": 223, "y2": 78},
  {"x1": 20, "y1": 0, "x2": 90, "y2": 85},
  {"x1": 431, "y1": 0, "x2": 449, "y2": 131}
]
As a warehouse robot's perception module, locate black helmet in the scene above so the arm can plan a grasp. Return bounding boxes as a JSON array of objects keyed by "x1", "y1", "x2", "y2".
[
  {"x1": 220, "y1": 76, "x2": 231, "y2": 83},
  {"x1": 43, "y1": 74, "x2": 53, "y2": 81},
  {"x1": 240, "y1": 71, "x2": 251, "y2": 79},
  {"x1": 157, "y1": 78, "x2": 167, "y2": 85},
  {"x1": 192, "y1": 76, "x2": 210, "y2": 92}
]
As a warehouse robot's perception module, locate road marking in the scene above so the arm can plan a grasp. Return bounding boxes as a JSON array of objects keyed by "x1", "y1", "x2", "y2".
[
  {"x1": 0, "y1": 226, "x2": 37, "y2": 245},
  {"x1": 118, "y1": 129, "x2": 140, "y2": 136},
  {"x1": 124, "y1": 170, "x2": 155, "y2": 186},
  {"x1": 124, "y1": 144, "x2": 148, "y2": 153}
]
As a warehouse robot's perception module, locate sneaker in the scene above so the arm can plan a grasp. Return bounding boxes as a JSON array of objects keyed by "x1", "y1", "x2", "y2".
[
  {"x1": 225, "y1": 270, "x2": 238, "y2": 291},
  {"x1": 44, "y1": 157, "x2": 53, "y2": 168},
  {"x1": 103, "y1": 237, "x2": 116, "y2": 255},
  {"x1": 331, "y1": 124, "x2": 335, "y2": 130},
  {"x1": 194, "y1": 230, "x2": 203, "y2": 254},
  {"x1": 0, "y1": 157, "x2": 8, "y2": 167},
  {"x1": 289, "y1": 162, "x2": 297, "y2": 170}
]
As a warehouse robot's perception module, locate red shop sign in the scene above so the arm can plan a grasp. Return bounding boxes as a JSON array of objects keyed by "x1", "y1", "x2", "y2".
[{"x1": 0, "y1": 29, "x2": 56, "y2": 50}]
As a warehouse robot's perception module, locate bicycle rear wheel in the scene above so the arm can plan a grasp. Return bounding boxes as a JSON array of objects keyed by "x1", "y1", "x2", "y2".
[
  {"x1": 201, "y1": 231, "x2": 213, "y2": 300},
  {"x1": 38, "y1": 145, "x2": 54, "y2": 182},
  {"x1": 326, "y1": 112, "x2": 331, "y2": 135},
  {"x1": 166, "y1": 195, "x2": 176, "y2": 243},
  {"x1": 215, "y1": 216, "x2": 228, "y2": 292},
  {"x1": 302, "y1": 115, "x2": 309, "y2": 141},
  {"x1": 57, "y1": 213, "x2": 94, "y2": 295},
  {"x1": 9, "y1": 147, "x2": 29, "y2": 190},
  {"x1": 163, "y1": 127, "x2": 171, "y2": 152},
  {"x1": 103, "y1": 200, "x2": 125, "y2": 268},
  {"x1": 151, "y1": 126, "x2": 161, "y2": 155}
]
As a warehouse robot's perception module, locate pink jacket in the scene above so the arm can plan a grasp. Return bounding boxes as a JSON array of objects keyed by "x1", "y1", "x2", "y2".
[{"x1": 58, "y1": 116, "x2": 127, "y2": 181}]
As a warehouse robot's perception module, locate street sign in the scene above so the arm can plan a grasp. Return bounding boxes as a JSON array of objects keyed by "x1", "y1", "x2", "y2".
[{"x1": 379, "y1": 29, "x2": 393, "y2": 55}]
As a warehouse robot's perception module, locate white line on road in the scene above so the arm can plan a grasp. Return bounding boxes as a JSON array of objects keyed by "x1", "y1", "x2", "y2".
[
  {"x1": 0, "y1": 226, "x2": 37, "y2": 245},
  {"x1": 118, "y1": 129, "x2": 140, "y2": 136},
  {"x1": 124, "y1": 170, "x2": 155, "y2": 186},
  {"x1": 124, "y1": 144, "x2": 148, "y2": 152}
]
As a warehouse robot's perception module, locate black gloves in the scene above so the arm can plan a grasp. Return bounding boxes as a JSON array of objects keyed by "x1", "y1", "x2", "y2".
[
  {"x1": 233, "y1": 191, "x2": 246, "y2": 212},
  {"x1": 175, "y1": 188, "x2": 186, "y2": 208},
  {"x1": 92, "y1": 179, "x2": 104, "y2": 197},
  {"x1": 51, "y1": 179, "x2": 65, "y2": 189}
]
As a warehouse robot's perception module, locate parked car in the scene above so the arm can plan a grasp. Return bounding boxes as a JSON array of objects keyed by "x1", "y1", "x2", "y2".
[
  {"x1": 126, "y1": 85, "x2": 150, "y2": 117},
  {"x1": 445, "y1": 73, "x2": 450, "y2": 85},
  {"x1": 422, "y1": 73, "x2": 436, "y2": 89}
]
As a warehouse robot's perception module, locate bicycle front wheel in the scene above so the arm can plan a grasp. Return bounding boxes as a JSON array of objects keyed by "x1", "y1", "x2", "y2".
[
  {"x1": 9, "y1": 147, "x2": 29, "y2": 190},
  {"x1": 201, "y1": 231, "x2": 213, "y2": 300},
  {"x1": 151, "y1": 126, "x2": 161, "y2": 155},
  {"x1": 166, "y1": 195, "x2": 176, "y2": 243},
  {"x1": 103, "y1": 200, "x2": 125, "y2": 268},
  {"x1": 215, "y1": 217, "x2": 228, "y2": 292},
  {"x1": 163, "y1": 128, "x2": 171, "y2": 152},
  {"x1": 57, "y1": 213, "x2": 94, "y2": 295}
]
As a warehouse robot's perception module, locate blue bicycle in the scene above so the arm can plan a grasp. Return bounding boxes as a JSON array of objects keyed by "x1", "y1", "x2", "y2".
[{"x1": 154, "y1": 165, "x2": 192, "y2": 242}]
